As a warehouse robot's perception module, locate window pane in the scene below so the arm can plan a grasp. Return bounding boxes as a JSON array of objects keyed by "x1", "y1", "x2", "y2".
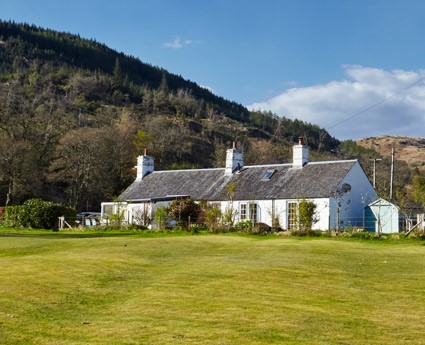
[
  {"x1": 288, "y1": 202, "x2": 298, "y2": 230},
  {"x1": 249, "y1": 203, "x2": 258, "y2": 223},
  {"x1": 240, "y1": 204, "x2": 247, "y2": 220},
  {"x1": 103, "y1": 204, "x2": 113, "y2": 216}
]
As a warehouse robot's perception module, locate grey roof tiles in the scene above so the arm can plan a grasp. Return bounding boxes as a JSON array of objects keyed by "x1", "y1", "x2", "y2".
[{"x1": 119, "y1": 160, "x2": 357, "y2": 202}]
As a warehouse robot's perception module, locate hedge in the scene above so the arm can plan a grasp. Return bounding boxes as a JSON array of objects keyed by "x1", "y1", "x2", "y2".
[{"x1": 5, "y1": 198, "x2": 76, "y2": 229}]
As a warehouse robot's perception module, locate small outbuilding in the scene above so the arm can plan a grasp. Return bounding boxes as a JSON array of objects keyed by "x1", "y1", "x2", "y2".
[{"x1": 365, "y1": 198, "x2": 400, "y2": 234}]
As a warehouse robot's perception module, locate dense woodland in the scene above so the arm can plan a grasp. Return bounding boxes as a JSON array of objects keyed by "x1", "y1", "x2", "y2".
[{"x1": 0, "y1": 20, "x2": 422, "y2": 213}]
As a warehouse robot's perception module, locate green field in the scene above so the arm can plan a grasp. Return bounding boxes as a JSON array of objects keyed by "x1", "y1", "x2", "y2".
[{"x1": 1, "y1": 231, "x2": 425, "y2": 344}]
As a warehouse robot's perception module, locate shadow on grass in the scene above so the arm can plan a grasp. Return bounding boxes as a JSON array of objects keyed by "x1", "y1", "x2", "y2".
[
  {"x1": 0, "y1": 231, "x2": 146, "y2": 239},
  {"x1": 0, "y1": 228, "x2": 195, "y2": 239}
]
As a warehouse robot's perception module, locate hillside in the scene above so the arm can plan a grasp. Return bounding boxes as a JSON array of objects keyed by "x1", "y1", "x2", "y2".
[
  {"x1": 356, "y1": 136, "x2": 425, "y2": 170},
  {"x1": 0, "y1": 20, "x2": 341, "y2": 210},
  {"x1": 0, "y1": 21, "x2": 250, "y2": 122}
]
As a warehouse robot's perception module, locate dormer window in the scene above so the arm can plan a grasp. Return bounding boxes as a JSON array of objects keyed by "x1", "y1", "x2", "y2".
[{"x1": 261, "y1": 169, "x2": 276, "y2": 181}]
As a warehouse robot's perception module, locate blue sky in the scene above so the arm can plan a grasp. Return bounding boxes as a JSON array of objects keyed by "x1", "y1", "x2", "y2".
[{"x1": 2, "y1": 0, "x2": 425, "y2": 140}]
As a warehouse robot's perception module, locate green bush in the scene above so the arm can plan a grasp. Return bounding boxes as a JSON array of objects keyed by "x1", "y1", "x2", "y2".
[
  {"x1": 5, "y1": 199, "x2": 76, "y2": 229},
  {"x1": 298, "y1": 198, "x2": 318, "y2": 231},
  {"x1": 234, "y1": 219, "x2": 254, "y2": 232},
  {"x1": 167, "y1": 198, "x2": 201, "y2": 227},
  {"x1": 154, "y1": 206, "x2": 169, "y2": 229},
  {"x1": 188, "y1": 223, "x2": 207, "y2": 234},
  {"x1": 203, "y1": 204, "x2": 223, "y2": 232},
  {"x1": 289, "y1": 229, "x2": 323, "y2": 237},
  {"x1": 339, "y1": 228, "x2": 375, "y2": 239},
  {"x1": 4, "y1": 206, "x2": 20, "y2": 227}
]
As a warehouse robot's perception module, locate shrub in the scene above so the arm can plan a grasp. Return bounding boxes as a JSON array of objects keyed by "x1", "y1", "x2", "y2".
[
  {"x1": 203, "y1": 204, "x2": 222, "y2": 232},
  {"x1": 340, "y1": 228, "x2": 375, "y2": 239},
  {"x1": 188, "y1": 223, "x2": 207, "y2": 234},
  {"x1": 4, "y1": 206, "x2": 20, "y2": 227},
  {"x1": 234, "y1": 219, "x2": 254, "y2": 232},
  {"x1": 5, "y1": 198, "x2": 76, "y2": 230},
  {"x1": 253, "y1": 222, "x2": 273, "y2": 234},
  {"x1": 106, "y1": 210, "x2": 125, "y2": 226},
  {"x1": 154, "y1": 206, "x2": 169, "y2": 229},
  {"x1": 289, "y1": 229, "x2": 322, "y2": 237},
  {"x1": 298, "y1": 198, "x2": 318, "y2": 231},
  {"x1": 167, "y1": 198, "x2": 201, "y2": 227}
]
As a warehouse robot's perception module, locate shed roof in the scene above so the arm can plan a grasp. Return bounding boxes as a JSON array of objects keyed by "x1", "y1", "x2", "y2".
[
  {"x1": 119, "y1": 160, "x2": 358, "y2": 202},
  {"x1": 368, "y1": 198, "x2": 400, "y2": 210}
]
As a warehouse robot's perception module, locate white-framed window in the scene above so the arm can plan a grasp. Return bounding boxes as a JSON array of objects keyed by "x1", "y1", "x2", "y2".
[
  {"x1": 240, "y1": 203, "x2": 247, "y2": 220},
  {"x1": 287, "y1": 202, "x2": 298, "y2": 230},
  {"x1": 240, "y1": 202, "x2": 258, "y2": 223}
]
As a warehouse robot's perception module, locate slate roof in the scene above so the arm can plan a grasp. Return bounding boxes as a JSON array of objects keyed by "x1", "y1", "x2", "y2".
[{"x1": 119, "y1": 160, "x2": 358, "y2": 202}]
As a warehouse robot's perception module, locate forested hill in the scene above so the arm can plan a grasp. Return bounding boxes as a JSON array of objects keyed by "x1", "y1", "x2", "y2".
[
  {"x1": 0, "y1": 20, "x2": 250, "y2": 122},
  {"x1": 0, "y1": 20, "x2": 344, "y2": 210}
]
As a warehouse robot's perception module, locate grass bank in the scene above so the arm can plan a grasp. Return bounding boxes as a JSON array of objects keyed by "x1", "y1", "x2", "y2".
[{"x1": 0, "y1": 230, "x2": 424, "y2": 344}]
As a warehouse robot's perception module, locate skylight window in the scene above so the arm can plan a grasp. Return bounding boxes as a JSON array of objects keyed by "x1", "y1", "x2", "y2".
[{"x1": 260, "y1": 169, "x2": 276, "y2": 181}]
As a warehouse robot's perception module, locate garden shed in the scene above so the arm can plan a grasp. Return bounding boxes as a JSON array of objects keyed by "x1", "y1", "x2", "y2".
[{"x1": 365, "y1": 198, "x2": 400, "y2": 234}]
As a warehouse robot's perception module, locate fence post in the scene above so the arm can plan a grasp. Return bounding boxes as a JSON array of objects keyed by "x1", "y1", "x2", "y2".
[{"x1": 58, "y1": 216, "x2": 65, "y2": 230}]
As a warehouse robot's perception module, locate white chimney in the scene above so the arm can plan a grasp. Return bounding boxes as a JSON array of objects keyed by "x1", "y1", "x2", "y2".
[
  {"x1": 136, "y1": 149, "x2": 154, "y2": 180},
  {"x1": 225, "y1": 142, "x2": 244, "y2": 175},
  {"x1": 293, "y1": 137, "x2": 309, "y2": 168}
]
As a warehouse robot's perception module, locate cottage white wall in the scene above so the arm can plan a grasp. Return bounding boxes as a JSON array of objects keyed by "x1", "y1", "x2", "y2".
[
  {"x1": 102, "y1": 200, "x2": 178, "y2": 228},
  {"x1": 222, "y1": 198, "x2": 330, "y2": 230},
  {"x1": 225, "y1": 200, "x2": 276, "y2": 226},
  {"x1": 272, "y1": 200, "x2": 287, "y2": 228},
  {"x1": 278, "y1": 198, "x2": 330, "y2": 230},
  {"x1": 312, "y1": 198, "x2": 330, "y2": 230},
  {"x1": 330, "y1": 161, "x2": 377, "y2": 229},
  {"x1": 127, "y1": 202, "x2": 151, "y2": 226}
]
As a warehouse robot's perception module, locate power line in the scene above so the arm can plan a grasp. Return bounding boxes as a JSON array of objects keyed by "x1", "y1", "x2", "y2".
[{"x1": 326, "y1": 76, "x2": 425, "y2": 131}]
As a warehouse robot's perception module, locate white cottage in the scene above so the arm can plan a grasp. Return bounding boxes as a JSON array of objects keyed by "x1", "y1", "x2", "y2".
[{"x1": 101, "y1": 140, "x2": 377, "y2": 230}]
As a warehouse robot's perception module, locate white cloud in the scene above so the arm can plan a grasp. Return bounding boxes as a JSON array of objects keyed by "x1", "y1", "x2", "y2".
[
  {"x1": 163, "y1": 36, "x2": 192, "y2": 49},
  {"x1": 248, "y1": 66, "x2": 425, "y2": 140}
]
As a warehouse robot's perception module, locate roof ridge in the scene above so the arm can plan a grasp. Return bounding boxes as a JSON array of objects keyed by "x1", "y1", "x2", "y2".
[
  {"x1": 151, "y1": 160, "x2": 357, "y2": 173},
  {"x1": 308, "y1": 159, "x2": 357, "y2": 165},
  {"x1": 244, "y1": 163, "x2": 292, "y2": 168},
  {"x1": 153, "y1": 167, "x2": 224, "y2": 173}
]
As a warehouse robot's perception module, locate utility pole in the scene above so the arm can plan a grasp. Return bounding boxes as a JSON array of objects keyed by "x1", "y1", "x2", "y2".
[
  {"x1": 390, "y1": 145, "x2": 395, "y2": 201},
  {"x1": 370, "y1": 157, "x2": 382, "y2": 188}
]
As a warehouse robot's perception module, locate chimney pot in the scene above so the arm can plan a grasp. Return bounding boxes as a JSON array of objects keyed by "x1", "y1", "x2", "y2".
[
  {"x1": 144, "y1": 148, "x2": 148, "y2": 156},
  {"x1": 298, "y1": 137, "x2": 303, "y2": 145}
]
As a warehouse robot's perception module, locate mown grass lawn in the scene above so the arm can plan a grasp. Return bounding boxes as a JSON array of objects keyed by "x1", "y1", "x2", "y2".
[{"x1": 0, "y1": 230, "x2": 424, "y2": 345}]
